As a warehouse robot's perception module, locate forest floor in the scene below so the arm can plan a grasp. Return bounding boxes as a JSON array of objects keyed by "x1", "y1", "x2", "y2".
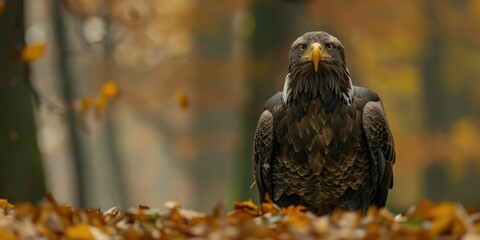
[{"x1": 1, "y1": 195, "x2": 480, "y2": 239}]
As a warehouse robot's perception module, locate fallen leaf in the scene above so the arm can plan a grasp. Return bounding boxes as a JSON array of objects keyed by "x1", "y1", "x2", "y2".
[
  {"x1": 234, "y1": 200, "x2": 259, "y2": 216},
  {"x1": 429, "y1": 203, "x2": 454, "y2": 237},
  {"x1": 1, "y1": 195, "x2": 479, "y2": 239},
  {"x1": 261, "y1": 202, "x2": 279, "y2": 215},
  {"x1": 0, "y1": 228, "x2": 16, "y2": 240},
  {"x1": 412, "y1": 199, "x2": 436, "y2": 219},
  {"x1": 22, "y1": 43, "x2": 46, "y2": 62},
  {"x1": 138, "y1": 205, "x2": 150, "y2": 210},
  {"x1": 281, "y1": 205, "x2": 308, "y2": 227},
  {"x1": 260, "y1": 194, "x2": 279, "y2": 215},
  {"x1": 122, "y1": 227, "x2": 141, "y2": 239},
  {"x1": 37, "y1": 225, "x2": 59, "y2": 240},
  {"x1": 13, "y1": 203, "x2": 38, "y2": 220},
  {"x1": 65, "y1": 223, "x2": 94, "y2": 240},
  {"x1": 0, "y1": 199, "x2": 14, "y2": 209}
]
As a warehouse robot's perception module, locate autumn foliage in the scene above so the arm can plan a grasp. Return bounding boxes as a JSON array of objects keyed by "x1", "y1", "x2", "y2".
[
  {"x1": 1, "y1": 197, "x2": 480, "y2": 239},
  {"x1": 3, "y1": 0, "x2": 480, "y2": 224}
]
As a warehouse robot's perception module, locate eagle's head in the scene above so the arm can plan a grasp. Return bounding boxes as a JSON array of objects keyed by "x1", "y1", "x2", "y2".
[{"x1": 283, "y1": 31, "x2": 353, "y2": 106}]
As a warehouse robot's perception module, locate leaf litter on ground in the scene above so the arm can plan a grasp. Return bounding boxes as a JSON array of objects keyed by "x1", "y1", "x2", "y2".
[{"x1": 0, "y1": 195, "x2": 480, "y2": 239}]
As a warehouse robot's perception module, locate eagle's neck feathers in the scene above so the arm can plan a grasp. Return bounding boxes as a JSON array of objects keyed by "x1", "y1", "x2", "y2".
[
  {"x1": 282, "y1": 73, "x2": 292, "y2": 104},
  {"x1": 282, "y1": 65, "x2": 353, "y2": 107}
]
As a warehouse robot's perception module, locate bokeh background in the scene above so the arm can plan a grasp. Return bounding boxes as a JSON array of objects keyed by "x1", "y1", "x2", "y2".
[{"x1": 2, "y1": 0, "x2": 480, "y2": 213}]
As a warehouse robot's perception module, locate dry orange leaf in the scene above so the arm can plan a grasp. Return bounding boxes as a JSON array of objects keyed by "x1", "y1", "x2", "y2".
[
  {"x1": 65, "y1": 223, "x2": 94, "y2": 240},
  {"x1": 0, "y1": 199, "x2": 14, "y2": 209},
  {"x1": 100, "y1": 81, "x2": 119, "y2": 99},
  {"x1": 260, "y1": 193, "x2": 279, "y2": 215},
  {"x1": 22, "y1": 43, "x2": 46, "y2": 62},
  {"x1": 261, "y1": 202, "x2": 279, "y2": 215},
  {"x1": 413, "y1": 199, "x2": 436, "y2": 219},
  {"x1": 281, "y1": 205, "x2": 308, "y2": 227},
  {"x1": 428, "y1": 203, "x2": 466, "y2": 237},
  {"x1": 0, "y1": 228, "x2": 16, "y2": 240},
  {"x1": 234, "y1": 199, "x2": 259, "y2": 216}
]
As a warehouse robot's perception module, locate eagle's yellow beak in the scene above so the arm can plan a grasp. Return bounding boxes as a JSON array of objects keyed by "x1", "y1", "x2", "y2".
[
  {"x1": 302, "y1": 42, "x2": 331, "y2": 72},
  {"x1": 311, "y1": 43, "x2": 321, "y2": 72}
]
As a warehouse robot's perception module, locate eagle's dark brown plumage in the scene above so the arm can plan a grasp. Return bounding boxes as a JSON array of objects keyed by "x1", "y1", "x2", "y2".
[{"x1": 252, "y1": 31, "x2": 396, "y2": 215}]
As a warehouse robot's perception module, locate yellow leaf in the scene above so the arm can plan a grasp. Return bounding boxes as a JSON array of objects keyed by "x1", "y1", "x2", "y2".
[
  {"x1": 65, "y1": 223, "x2": 94, "y2": 240},
  {"x1": 0, "y1": 199, "x2": 14, "y2": 209},
  {"x1": 22, "y1": 43, "x2": 46, "y2": 62},
  {"x1": 100, "y1": 80, "x2": 119, "y2": 98},
  {"x1": 0, "y1": 228, "x2": 16, "y2": 240},
  {"x1": 176, "y1": 91, "x2": 189, "y2": 110},
  {"x1": 429, "y1": 204, "x2": 453, "y2": 237}
]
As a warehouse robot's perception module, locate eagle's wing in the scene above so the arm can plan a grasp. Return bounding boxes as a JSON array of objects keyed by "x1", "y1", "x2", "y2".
[
  {"x1": 252, "y1": 110, "x2": 274, "y2": 202},
  {"x1": 252, "y1": 92, "x2": 283, "y2": 202},
  {"x1": 362, "y1": 100, "x2": 396, "y2": 208}
]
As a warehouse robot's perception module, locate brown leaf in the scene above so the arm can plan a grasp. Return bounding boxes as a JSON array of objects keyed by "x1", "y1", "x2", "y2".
[
  {"x1": 412, "y1": 199, "x2": 436, "y2": 219},
  {"x1": 14, "y1": 203, "x2": 39, "y2": 220},
  {"x1": 122, "y1": 227, "x2": 142, "y2": 240},
  {"x1": 138, "y1": 205, "x2": 150, "y2": 210}
]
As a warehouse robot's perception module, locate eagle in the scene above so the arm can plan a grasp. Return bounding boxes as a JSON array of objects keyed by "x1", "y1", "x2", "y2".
[{"x1": 252, "y1": 31, "x2": 396, "y2": 215}]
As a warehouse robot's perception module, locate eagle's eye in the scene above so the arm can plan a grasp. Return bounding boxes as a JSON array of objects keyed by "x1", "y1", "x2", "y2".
[
  {"x1": 326, "y1": 43, "x2": 333, "y2": 50},
  {"x1": 299, "y1": 44, "x2": 306, "y2": 51}
]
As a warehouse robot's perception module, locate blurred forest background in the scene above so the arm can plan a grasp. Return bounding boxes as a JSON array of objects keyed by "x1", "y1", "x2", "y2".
[{"x1": 1, "y1": 0, "x2": 480, "y2": 213}]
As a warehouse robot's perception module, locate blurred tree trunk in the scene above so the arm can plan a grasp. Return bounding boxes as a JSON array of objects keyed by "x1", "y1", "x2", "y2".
[
  {"x1": 102, "y1": 10, "x2": 128, "y2": 208},
  {"x1": 234, "y1": 2, "x2": 302, "y2": 203},
  {"x1": 51, "y1": 0, "x2": 87, "y2": 207},
  {"x1": 420, "y1": 1, "x2": 472, "y2": 131},
  {"x1": 0, "y1": 0, "x2": 47, "y2": 202},
  {"x1": 420, "y1": 0, "x2": 480, "y2": 203},
  {"x1": 421, "y1": 1, "x2": 449, "y2": 131}
]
